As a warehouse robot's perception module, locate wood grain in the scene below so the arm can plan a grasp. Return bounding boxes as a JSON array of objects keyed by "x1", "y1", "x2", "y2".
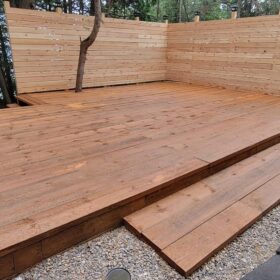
[
  {"x1": 6, "y1": 6, "x2": 280, "y2": 95},
  {"x1": 167, "y1": 16, "x2": 280, "y2": 95},
  {"x1": 5, "y1": 6, "x2": 167, "y2": 94},
  {"x1": 1, "y1": 82, "x2": 280, "y2": 279},
  {"x1": 125, "y1": 144, "x2": 280, "y2": 276}
]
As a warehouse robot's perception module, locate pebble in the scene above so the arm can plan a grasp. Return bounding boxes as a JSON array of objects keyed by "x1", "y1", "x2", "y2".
[{"x1": 16, "y1": 205, "x2": 280, "y2": 280}]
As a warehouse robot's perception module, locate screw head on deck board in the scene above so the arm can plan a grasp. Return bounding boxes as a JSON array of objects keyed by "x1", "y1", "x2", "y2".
[{"x1": 105, "y1": 268, "x2": 131, "y2": 280}]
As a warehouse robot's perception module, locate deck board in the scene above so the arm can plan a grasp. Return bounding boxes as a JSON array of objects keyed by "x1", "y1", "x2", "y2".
[
  {"x1": 125, "y1": 144, "x2": 280, "y2": 276},
  {"x1": 1, "y1": 81, "x2": 280, "y2": 278}
]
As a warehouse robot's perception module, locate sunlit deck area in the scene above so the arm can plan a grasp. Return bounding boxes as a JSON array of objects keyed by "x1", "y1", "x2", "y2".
[{"x1": 1, "y1": 82, "x2": 280, "y2": 278}]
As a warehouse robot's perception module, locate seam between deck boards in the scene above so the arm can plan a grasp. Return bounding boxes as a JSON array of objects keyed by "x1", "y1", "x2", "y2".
[
  {"x1": 1, "y1": 132, "x2": 280, "y2": 279},
  {"x1": 161, "y1": 171, "x2": 280, "y2": 251}
]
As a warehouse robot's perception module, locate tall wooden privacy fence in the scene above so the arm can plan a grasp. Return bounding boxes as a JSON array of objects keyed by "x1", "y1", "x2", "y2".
[
  {"x1": 5, "y1": 3, "x2": 167, "y2": 94},
  {"x1": 4, "y1": 2, "x2": 280, "y2": 95},
  {"x1": 167, "y1": 16, "x2": 280, "y2": 95}
]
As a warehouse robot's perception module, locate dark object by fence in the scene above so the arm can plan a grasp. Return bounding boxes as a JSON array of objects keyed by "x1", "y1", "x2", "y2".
[
  {"x1": 241, "y1": 246, "x2": 280, "y2": 280},
  {"x1": 0, "y1": 66, "x2": 11, "y2": 104}
]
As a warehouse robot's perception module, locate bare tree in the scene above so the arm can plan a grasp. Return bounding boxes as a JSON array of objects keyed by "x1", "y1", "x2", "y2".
[{"x1": 75, "y1": 0, "x2": 102, "y2": 92}]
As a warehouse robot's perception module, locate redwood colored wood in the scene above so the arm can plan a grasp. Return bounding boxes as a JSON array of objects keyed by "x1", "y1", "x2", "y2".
[
  {"x1": 124, "y1": 144, "x2": 280, "y2": 276},
  {"x1": 0, "y1": 254, "x2": 14, "y2": 279},
  {"x1": 5, "y1": 6, "x2": 167, "y2": 94},
  {"x1": 14, "y1": 242, "x2": 42, "y2": 273},
  {"x1": 1, "y1": 82, "x2": 280, "y2": 279}
]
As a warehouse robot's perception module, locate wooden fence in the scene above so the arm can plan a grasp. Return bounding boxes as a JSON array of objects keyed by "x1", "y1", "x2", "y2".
[
  {"x1": 167, "y1": 16, "x2": 280, "y2": 95},
  {"x1": 5, "y1": 3, "x2": 280, "y2": 95},
  {"x1": 5, "y1": 4, "x2": 167, "y2": 94}
]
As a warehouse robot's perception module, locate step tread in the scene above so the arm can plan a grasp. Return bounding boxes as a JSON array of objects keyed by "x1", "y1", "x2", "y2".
[{"x1": 124, "y1": 144, "x2": 280, "y2": 276}]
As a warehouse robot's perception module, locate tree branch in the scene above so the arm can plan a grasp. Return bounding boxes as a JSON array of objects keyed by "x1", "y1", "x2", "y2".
[{"x1": 75, "y1": 0, "x2": 102, "y2": 92}]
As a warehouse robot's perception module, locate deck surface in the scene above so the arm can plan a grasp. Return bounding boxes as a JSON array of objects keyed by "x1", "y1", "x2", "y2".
[
  {"x1": 1, "y1": 82, "x2": 280, "y2": 278},
  {"x1": 125, "y1": 144, "x2": 280, "y2": 276}
]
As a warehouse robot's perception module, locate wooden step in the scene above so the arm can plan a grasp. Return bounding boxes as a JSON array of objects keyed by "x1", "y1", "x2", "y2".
[{"x1": 124, "y1": 144, "x2": 280, "y2": 277}]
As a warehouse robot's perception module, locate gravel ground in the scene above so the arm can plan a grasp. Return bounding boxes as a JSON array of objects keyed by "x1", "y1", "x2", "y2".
[{"x1": 15, "y1": 205, "x2": 280, "y2": 280}]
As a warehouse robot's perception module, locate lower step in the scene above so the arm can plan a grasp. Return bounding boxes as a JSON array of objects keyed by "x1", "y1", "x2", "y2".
[{"x1": 124, "y1": 144, "x2": 280, "y2": 277}]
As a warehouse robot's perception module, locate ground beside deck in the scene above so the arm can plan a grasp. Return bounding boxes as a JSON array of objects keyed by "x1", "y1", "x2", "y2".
[{"x1": 1, "y1": 82, "x2": 280, "y2": 279}]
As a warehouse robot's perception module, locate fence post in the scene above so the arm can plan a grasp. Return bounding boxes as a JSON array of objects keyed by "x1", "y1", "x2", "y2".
[
  {"x1": 231, "y1": 5, "x2": 238, "y2": 19},
  {"x1": 231, "y1": 11, "x2": 237, "y2": 19},
  {"x1": 4, "y1": 1, "x2": 10, "y2": 10},
  {"x1": 56, "y1": 6, "x2": 63, "y2": 14},
  {"x1": 194, "y1": 12, "x2": 200, "y2": 22}
]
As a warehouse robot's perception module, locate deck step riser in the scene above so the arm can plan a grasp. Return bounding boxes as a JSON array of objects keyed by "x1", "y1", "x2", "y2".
[
  {"x1": 1, "y1": 134, "x2": 280, "y2": 279},
  {"x1": 1, "y1": 82, "x2": 280, "y2": 280},
  {"x1": 124, "y1": 144, "x2": 280, "y2": 277}
]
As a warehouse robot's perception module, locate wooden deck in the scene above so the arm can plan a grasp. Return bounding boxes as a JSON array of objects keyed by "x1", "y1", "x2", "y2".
[
  {"x1": 1, "y1": 82, "x2": 280, "y2": 278},
  {"x1": 125, "y1": 144, "x2": 280, "y2": 276}
]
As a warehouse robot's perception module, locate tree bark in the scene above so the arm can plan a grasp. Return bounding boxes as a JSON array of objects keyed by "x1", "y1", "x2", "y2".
[
  {"x1": 0, "y1": 67, "x2": 12, "y2": 104},
  {"x1": 178, "y1": 0, "x2": 182, "y2": 22},
  {"x1": 10, "y1": 0, "x2": 34, "y2": 8},
  {"x1": 0, "y1": 19, "x2": 15, "y2": 103},
  {"x1": 237, "y1": 0, "x2": 241, "y2": 17},
  {"x1": 68, "y1": 0, "x2": 73, "y2": 13},
  {"x1": 63, "y1": 0, "x2": 67, "y2": 13},
  {"x1": 79, "y1": 0, "x2": 84, "y2": 14},
  {"x1": 182, "y1": 0, "x2": 190, "y2": 22},
  {"x1": 157, "y1": 0, "x2": 160, "y2": 21},
  {"x1": 75, "y1": 0, "x2": 102, "y2": 92}
]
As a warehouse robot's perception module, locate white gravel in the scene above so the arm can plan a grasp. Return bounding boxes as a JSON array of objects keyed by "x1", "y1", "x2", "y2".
[{"x1": 15, "y1": 205, "x2": 280, "y2": 280}]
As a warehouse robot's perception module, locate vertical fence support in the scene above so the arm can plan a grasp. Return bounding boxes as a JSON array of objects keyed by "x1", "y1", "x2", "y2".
[
  {"x1": 231, "y1": 10, "x2": 237, "y2": 19},
  {"x1": 4, "y1": 0, "x2": 10, "y2": 10},
  {"x1": 231, "y1": 5, "x2": 238, "y2": 19},
  {"x1": 194, "y1": 12, "x2": 200, "y2": 22}
]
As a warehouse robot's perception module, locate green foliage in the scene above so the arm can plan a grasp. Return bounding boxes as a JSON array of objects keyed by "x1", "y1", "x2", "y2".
[
  {"x1": 7, "y1": 0, "x2": 280, "y2": 22},
  {"x1": 103, "y1": 0, "x2": 279, "y2": 22},
  {"x1": 0, "y1": 1, "x2": 16, "y2": 104}
]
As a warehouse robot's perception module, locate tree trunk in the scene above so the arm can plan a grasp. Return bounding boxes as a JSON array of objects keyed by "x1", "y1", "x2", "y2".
[
  {"x1": 89, "y1": 1, "x2": 95, "y2": 15},
  {"x1": 0, "y1": 21, "x2": 15, "y2": 103},
  {"x1": 157, "y1": 0, "x2": 160, "y2": 21},
  {"x1": 79, "y1": 0, "x2": 84, "y2": 14},
  {"x1": 75, "y1": 0, "x2": 102, "y2": 92},
  {"x1": 0, "y1": 68, "x2": 12, "y2": 104},
  {"x1": 13, "y1": 0, "x2": 34, "y2": 9},
  {"x1": 237, "y1": 0, "x2": 241, "y2": 17},
  {"x1": 178, "y1": 0, "x2": 182, "y2": 22},
  {"x1": 182, "y1": 0, "x2": 190, "y2": 22},
  {"x1": 68, "y1": 0, "x2": 73, "y2": 13},
  {"x1": 63, "y1": 0, "x2": 67, "y2": 13},
  {"x1": 107, "y1": 0, "x2": 113, "y2": 16}
]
